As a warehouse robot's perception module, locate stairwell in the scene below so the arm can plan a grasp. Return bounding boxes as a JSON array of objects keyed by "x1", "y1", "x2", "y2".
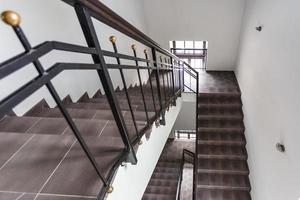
[{"x1": 142, "y1": 139, "x2": 195, "y2": 200}]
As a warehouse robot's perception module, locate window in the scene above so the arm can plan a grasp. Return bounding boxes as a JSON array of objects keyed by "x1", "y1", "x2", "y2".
[{"x1": 170, "y1": 40, "x2": 207, "y2": 70}]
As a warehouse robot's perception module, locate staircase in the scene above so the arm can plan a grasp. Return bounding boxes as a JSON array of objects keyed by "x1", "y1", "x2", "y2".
[
  {"x1": 195, "y1": 71, "x2": 251, "y2": 200},
  {"x1": 142, "y1": 140, "x2": 195, "y2": 200},
  {"x1": 0, "y1": 77, "x2": 177, "y2": 199}
]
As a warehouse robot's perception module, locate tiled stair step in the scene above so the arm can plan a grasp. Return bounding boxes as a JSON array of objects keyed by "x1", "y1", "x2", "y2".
[
  {"x1": 198, "y1": 132, "x2": 246, "y2": 145},
  {"x1": 0, "y1": 116, "x2": 144, "y2": 139},
  {"x1": 154, "y1": 166, "x2": 180, "y2": 174},
  {"x1": 198, "y1": 96, "x2": 242, "y2": 105},
  {"x1": 198, "y1": 118, "x2": 244, "y2": 129},
  {"x1": 156, "y1": 161, "x2": 181, "y2": 169},
  {"x1": 198, "y1": 114, "x2": 243, "y2": 121},
  {"x1": 27, "y1": 107, "x2": 153, "y2": 122},
  {"x1": 0, "y1": 133, "x2": 124, "y2": 196},
  {"x1": 198, "y1": 103, "x2": 242, "y2": 110},
  {"x1": 196, "y1": 174, "x2": 251, "y2": 191},
  {"x1": 198, "y1": 106, "x2": 243, "y2": 116},
  {"x1": 197, "y1": 188, "x2": 251, "y2": 200},
  {"x1": 198, "y1": 127, "x2": 245, "y2": 134},
  {"x1": 198, "y1": 87, "x2": 239, "y2": 94},
  {"x1": 142, "y1": 193, "x2": 175, "y2": 200},
  {"x1": 197, "y1": 144, "x2": 247, "y2": 160},
  {"x1": 145, "y1": 185, "x2": 178, "y2": 195},
  {"x1": 198, "y1": 92, "x2": 241, "y2": 99},
  {"x1": 148, "y1": 179, "x2": 178, "y2": 187},
  {"x1": 65, "y1": 102, "x2": 157, "y2": 112},
  {"x1": 82, "y1": 96, "x2": 159, "y2": 105},
  {"x1": 197, "y1": 158, "x2": 249, "y2": 175},
  {"x1": 151, "y1": 172, "x2": 179, "y2": 180}
]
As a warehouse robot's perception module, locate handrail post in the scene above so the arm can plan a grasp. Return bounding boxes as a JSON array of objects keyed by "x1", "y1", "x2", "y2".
[
  {"x1": 151, "y1": 47, "x2": 165, "y2": 125},
  {"x1": 75, "y1": 4, "x2": 137, "y2": 164}
]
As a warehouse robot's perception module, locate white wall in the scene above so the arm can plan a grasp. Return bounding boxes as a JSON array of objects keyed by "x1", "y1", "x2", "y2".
[
  {"x1": 142, "y1": 0, "x2": 246, "y2": 71},
  {"x1": 0, "y1": 0, "x2": 149, "y2": 115},
  {"x1": 235, "y1": 0, "x2": 300, "y2": 199},
  {"x1": 107, "y1": 97, "x2": 182, "y2": 200},
  {"x1": 171, "y1": 93, "x2": 196, "y2": 136}
]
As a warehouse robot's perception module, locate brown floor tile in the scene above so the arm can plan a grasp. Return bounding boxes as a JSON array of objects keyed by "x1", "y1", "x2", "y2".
[
  {"x1": 0, "y1": 135, "x2": 75, "y2": 193},
  {"x1": 27, "y1": 118, "x2": 68, "y2": 135},
  {"x1": 0, "y1": 117, "x2": 39, "y2": 133},
  {"x1": 41, "y1": 137, "x2": 123, "y2": 196},
  {"x1": 0, "y1": 132, "x2": 32, "y2": 167}
]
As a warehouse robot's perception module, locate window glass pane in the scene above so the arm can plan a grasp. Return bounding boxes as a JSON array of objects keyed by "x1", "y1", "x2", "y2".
[
  {"x1": 195, "y1": 41, "x2": 203, "y2": 54},
  {"x1": 185, "y1": 41, "x2": 193, "y2": 54},
  {"x1": 175, "y1": 41, "x2": 184, "y2": 54},
  {"x1": 169, "y1": 41, "x2": 173, "y2": 49}
]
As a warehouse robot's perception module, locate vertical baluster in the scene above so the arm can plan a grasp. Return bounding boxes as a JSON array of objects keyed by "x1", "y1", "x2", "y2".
[
  {"x1": 144, "y1": 49, "x2": 158, "y2": 120},
  {"x1": 170, "y1": 57, "x2": 176, "y2": 105},
  {"x1": 1, "y1": 10, "x2": 111, "y2": 190},
  {"x1": 151, "y1": 47, "x2": 165, "y2": 125},
  {"x1": 182, "y1": 61, "x2": 185, "y2": 92},
  {"x1": 164, "y1": 57, "x2": 170, "y2": 107},
  {"x1": 131, "y1": 44, "x2": 150, "y2": 126},
  {"x1": 75, "y1": 5, "x2": 137, "y2": 165},
  {"x1": 159, "y1": 56, "x2": 167, "y2": 107},
  {"x1": 109, "y1": 36, "x2": 139, "y2": 141}
]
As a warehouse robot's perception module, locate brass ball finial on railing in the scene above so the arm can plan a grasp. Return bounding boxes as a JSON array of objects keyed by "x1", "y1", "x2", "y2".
[
  {"x1": 143, "y1": 49, "x2": 148, "y2": 54},
  {"x1": 109, "y1": 35, "x2": 116, "y2": 44},
  {"x1": 106, "y1": 186, "x2": 114, "y2": 193},
  {"x1": 131, "y1": 44, "x2": 136, "y2": 50},
  {"x1": 1, "y1": 10, "x2": 21, "y2": 27}
]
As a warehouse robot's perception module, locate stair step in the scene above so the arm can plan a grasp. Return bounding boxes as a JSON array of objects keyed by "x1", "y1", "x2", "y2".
[
  {"x1": 198, "y1": 127, "x2": 244, "y2": 133},
  {"x1": 197, "y1": 189, "x2": 251, "y2": 200},
  {"x1": 142, "y1": 193, "x2": 175, "y2": 200},
  {"x1": 198, "y1": 118, "x2": 244, "y2": 129},
  {"x1": 26, "y1": 107, "x2": 153, "y2": 123},
  {"x1": 198, "y1": 132, "x2": 246, "y2": 145},
  {"x1": 156, "y1": 161, "x2": 180, "y2": 169},
  {"x1": 148, "y1": 179, "x2": 178, "y2": 187},
  {"x1": 154, "y1": 166, "x2": 180, "y2": 174},
  {"x1": 0, "y1": 116, "x2": 142, "y2": 140},
  {"x1": 198, "y1": 103, "x2": 242, "y2": 114},
  {"x1": 65, "y1": 101, "x2": 156, "y2": 112},
  {"x1": 198, "y1": 103, "x2": 242, "y2": 110},
  {"x1": 197, "y1": 144, "x2": 247, "y2": 160},
  {"x1": 198, "y1": 93, "x2": 241, "y2": 101},
  {"x1": 197, "y1": 158, "x2": 249, "y2": 175},
  {"x1": 145, "y1": 185, "x2": 178, "y2": 195},
  {"x1": 197, "y1": 173, "x2": 250, "y2": 191},
  {"x1": 151, "y1": 172, "x2": 179, "y2": 180},
  {"x1": 198, "y1": 114, "x2": 243, "y2": 121}
]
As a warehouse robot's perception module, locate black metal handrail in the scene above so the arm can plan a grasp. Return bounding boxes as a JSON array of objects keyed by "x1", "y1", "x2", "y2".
[
  {"x1": 176, "y1": 149, "x2": 195, "y2": 200},
  {"x1": 0, "y1": 1, "x2": 199, "y2": 199}
]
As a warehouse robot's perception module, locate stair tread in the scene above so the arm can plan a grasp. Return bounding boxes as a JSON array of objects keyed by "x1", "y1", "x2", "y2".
[
  {"x1": 145, "y1": 185, "x2": 178, "y2": 194},
  {"x1": 0, "y1": 116, "x2": 142, "y2": 140},
  {"x1": 197, "y1": 189, "x2": 251, "y2": 200},
  {"x1": 142, "y1": 193, "x2": 176, "y2": 200},
  {"x1": 197, "y1": 173, "x2": 250, "y2": 190},
  {"x1": 197, "y1": 158, "x2": 249, "y2": 175},
  {"x1": 197, "y1": 144, "x2": 247, "y2": 160},
  {"x1": 198, "y1": 132, "x2": 246, "y2": 145}
]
